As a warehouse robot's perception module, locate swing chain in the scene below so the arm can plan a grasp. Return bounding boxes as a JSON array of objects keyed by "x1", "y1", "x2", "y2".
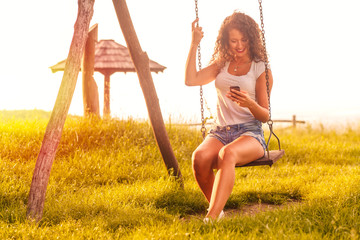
[
  {"x1": 195, "y1": 0, "x2": 206, "y2": 139},
  {"x1": 258, "y1": 0, "x2": 271, "y2": 123},
  {"x1": 258, "y1": 0, "x2": 282, "y2": 153}
]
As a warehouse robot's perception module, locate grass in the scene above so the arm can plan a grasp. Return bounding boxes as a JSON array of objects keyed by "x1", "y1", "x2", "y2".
[{"x1": 0, "y1": 110, "x2": 359, "y2": 239}]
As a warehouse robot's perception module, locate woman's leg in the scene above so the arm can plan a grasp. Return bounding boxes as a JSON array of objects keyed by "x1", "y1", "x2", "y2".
[
  {"x1": 206, "y1": 136, "x2": 264, "y2": 219},
  {"x1": 192, "y1": 137, "x2": 224, "y2": 202}
]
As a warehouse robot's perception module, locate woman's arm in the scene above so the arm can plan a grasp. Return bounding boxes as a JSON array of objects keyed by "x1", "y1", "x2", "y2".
[
  {"x1": 185, "y1": 19, "x2": 217, "y2": 86},
  {"x1": 252, "y1": 70, "x2": 273, "y2": 122},
  {"x1": 226, "y1": 70, "x2": 273, "y2": 123}
]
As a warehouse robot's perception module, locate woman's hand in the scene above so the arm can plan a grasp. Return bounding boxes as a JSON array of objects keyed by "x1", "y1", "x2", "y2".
[
  {"x1": 191, "y1": 18, "x2": 204, "y2": 46},
  {"x1": 226, "y1": 89, "x2": 255, "y2": 108},
  {"x1": 185, "y1": 18, "x2": 216, "y2": 86}
]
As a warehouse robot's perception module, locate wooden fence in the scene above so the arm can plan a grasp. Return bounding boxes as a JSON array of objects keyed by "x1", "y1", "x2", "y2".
[
  {"x1": 273, "y1": 115, "x2": 306, "y2": 127},
  {"x1": 172, "y1": 115, "x2": 305, "y2": 128}
]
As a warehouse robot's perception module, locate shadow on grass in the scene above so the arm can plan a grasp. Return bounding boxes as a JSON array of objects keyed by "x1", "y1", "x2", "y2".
[
  {"x1": 154, "y1": 189, "x2": 207, "y2": 217},
  {"x1": 154, "y1": 188, "x2": 303, "y2": 219},
  {"x1": 226, "y1": 190, "x2": 302, "y2": 209},
  {"x1": 0, "y1": 191, "x2": 29, "y2": 224},
  {"x1": 40, "y1": 202, "x2": 173, "y2": 233}
]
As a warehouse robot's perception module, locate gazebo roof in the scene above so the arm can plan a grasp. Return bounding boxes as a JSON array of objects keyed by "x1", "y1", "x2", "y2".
[{"x1": 50, "y1": 39, "x2": 166, "y2": 75}]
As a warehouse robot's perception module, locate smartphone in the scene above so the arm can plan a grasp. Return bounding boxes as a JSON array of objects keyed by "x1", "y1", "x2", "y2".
[{"x1": 230, "y1": 86, "x2": 240, "y2": 92}]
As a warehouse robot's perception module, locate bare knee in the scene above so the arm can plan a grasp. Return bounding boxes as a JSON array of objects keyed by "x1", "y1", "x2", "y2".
[
  {"x1": 217, "y1": 146, "x2": 238, "y2": 169},
  {"x1": 192, "y1": 149, "x2": 214, "y2": 176}
]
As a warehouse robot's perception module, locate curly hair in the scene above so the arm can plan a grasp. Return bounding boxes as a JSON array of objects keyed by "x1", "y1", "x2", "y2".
[{"x1": 210, "y1": 11, "x2": 265, "y2": 69}]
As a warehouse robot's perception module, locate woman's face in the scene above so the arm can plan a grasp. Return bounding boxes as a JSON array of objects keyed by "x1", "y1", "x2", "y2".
[{"x1": 228, "y1": 28, "x2": 249, "y2": 59}]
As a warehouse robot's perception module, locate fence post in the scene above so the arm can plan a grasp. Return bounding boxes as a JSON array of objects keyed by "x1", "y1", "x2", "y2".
[{"x1": 292, "y1": 115, "x2": 296, "y2": 127}]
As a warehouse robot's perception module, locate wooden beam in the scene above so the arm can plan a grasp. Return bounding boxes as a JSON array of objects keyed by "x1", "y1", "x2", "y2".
[
  {"x1": 82, "y1": 23, "x2": 100, "y2": 117},
  {"x1": 26, "y1": 0, "x2": 95, "y2": 221},
  {"x1": 112, "y1": 0, "x2": 183, "y2": 183},
  {"x1": 103, "y1": 73, "x2": 111, "y2": 117}
]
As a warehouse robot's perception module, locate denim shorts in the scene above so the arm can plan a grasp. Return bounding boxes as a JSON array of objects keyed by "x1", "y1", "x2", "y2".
[{"x1": 208, "y1": 120, "x2": 266, "y2": 153}]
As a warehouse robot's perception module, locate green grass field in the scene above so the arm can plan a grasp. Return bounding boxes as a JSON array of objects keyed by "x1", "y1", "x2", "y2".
[{"x1": 0, "y1": 110, "x2": 359, "y2": 239}]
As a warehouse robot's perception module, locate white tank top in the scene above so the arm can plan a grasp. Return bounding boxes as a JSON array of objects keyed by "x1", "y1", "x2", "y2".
[{"x1": 214, "y1": 61, "x2": 266, "y2": 126}]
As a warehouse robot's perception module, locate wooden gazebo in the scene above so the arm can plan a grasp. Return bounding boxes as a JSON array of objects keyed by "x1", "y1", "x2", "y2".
[{"x1": 50, "y1": 39, "x2": 166, "y2": 116}]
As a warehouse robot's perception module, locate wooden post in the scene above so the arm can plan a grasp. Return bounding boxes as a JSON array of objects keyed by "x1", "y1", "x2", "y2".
[
  {"x1": 27, "y1": 0, "x2": 95, "y2": 221},
  {"x1": 112, "y1": 0, "x2": 183, "y2": 183},
  {"x1": 103, "y1": 73, "x2": 111, "y2": 117},
  {"x1": 292, "y1": 115, "x2": 296, "y2": 127},
  {"x1": 82, "y1": 24, "x2": 100, "y2": 117}
]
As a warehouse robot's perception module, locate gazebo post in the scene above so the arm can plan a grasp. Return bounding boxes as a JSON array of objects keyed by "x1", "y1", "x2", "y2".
[
  {"x1": 27, "y1": 0, "x2": 95, "y2": 221},
  {"x1": 103, "y1": 73, "x2": 111, "y2": 117},
  {"x1": 112, "y1": 0, "x2": 183, "y2": 184},
  {"x1": 82, "y1": 24, "x2": 100, "y2": 117}
]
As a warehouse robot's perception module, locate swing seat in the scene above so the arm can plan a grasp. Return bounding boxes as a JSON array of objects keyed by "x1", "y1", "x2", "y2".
[{"x1": 236, "y1": 150, "x2": 285, "y2": 168}]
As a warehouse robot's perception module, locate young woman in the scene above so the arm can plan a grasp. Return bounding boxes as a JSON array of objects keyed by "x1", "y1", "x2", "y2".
[{"x1": 185, "y1": 11, "x2": 273, "y2": 221}]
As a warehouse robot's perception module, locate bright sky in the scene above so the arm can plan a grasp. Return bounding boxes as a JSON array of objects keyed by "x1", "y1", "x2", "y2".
[{"x1": 1, "y1": 0, "x2": 360, "y2": 125}]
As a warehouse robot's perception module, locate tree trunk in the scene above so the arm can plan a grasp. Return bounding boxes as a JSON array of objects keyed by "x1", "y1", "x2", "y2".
[
  {"x1": 82, "y1": 23, "x2": 100, "y2": 117},
  {"x1": 112, "y1": 0, "x2": 182, "y2": 183},
  {"x1": 27, "y1": 0, "x2": 95, "y2": 222}
]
